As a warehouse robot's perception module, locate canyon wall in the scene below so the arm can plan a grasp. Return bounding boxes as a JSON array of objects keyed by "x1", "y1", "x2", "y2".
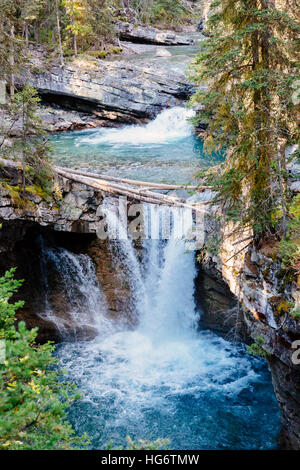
[
  {"x1": 20, "y1": 50, "x2": 193, "y2": 125},
  {"x1": 197, "y1": 156, "x2": 300, "y2": 449}
]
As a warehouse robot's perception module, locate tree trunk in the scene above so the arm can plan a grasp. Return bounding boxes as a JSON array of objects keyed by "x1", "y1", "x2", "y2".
[
  {"x1": 278, "y1": 138, "x2": 288, "y2": 239},
  {"x1": 57, "y1": 166, "x2": 202, "y2": 190},
  {"x1": 22, "y1": 101, "x2": 26, "y2": 196},
  {"x1": 55, "y1": 168, "x2": 207, "y2": 213},
  {"x1": 73, "y1": 32, "x2": 78, "y2": 57},
  {"x1": 9, "y1": 26, "x2": 15, "y2": 100},
  {"x1": 55, "y1": 0, "x2": 65, "y2": 67},
  {"x1": 25, "y1": 23, "x2": 29, "y2": 47}
]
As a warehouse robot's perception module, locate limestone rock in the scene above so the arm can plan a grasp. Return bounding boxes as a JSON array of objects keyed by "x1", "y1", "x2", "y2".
[
  {"x1": 155, "y1": 47, "x2": 172, "y2": 57},
  {"x1": 117, "y1": 22, "x2": 195, "y2": 46},
  {"x1": 22, "y1": 60, "x2": 194, "y2": 124}
]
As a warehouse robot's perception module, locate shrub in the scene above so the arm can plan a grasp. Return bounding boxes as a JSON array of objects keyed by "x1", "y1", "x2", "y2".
[{"x1": 0, "y1": 269, "x2": 89, "y2": 450}]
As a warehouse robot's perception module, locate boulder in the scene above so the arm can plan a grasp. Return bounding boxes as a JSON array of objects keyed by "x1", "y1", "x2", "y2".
[
  {"x1": 116, "y1": 22, "x2": 195, "y2": 46},
  {"x1": 155, "y1": 47, "x2": 172, "y2": 57}
]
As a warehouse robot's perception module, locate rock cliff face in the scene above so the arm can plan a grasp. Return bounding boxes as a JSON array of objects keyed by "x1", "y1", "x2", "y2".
[
  {"x1": 197, "y1": 157, "x2": 300, "y2": 449},
  {"x1": 24, "y1": 59, "x2": 193, "y2": 124},
  {"x1": 199, "y1": 238, "x2": 300, "y2": 449},
  {"x1": 116, "y1": 22, "x2": 195, "y2": 45}
]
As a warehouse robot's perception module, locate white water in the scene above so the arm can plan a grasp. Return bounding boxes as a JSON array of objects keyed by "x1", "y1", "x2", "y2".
[
  {"x1": 38, "y1": 246, "x2": 113, "y2": 338},
  {"x1": 79, "y1": 107, "x2": 196, "y2": 146},
  {"x1": 51, "y1": 204, "x2": 279, "y2": 449}
]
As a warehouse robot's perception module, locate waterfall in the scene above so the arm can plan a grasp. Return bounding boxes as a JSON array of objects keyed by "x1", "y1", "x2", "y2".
[
  {"x1": 39, "y1": 202, "x2": 279, "y2": 449},
  {"x1": 140, "y1": 204, "x2": 198, "y2": 337},
  {"x1": 100, "y1": 201, "x2": 198, "y2": 329},
  {"x1": 39, "y1": 202, "x2": 198, "y2": 339},
  {"x1": 38, "y1": 245, "x2": 112, "y2": 339},
  {"x1": 78, "y1": 106, "x2": 196, "y2": 146}
]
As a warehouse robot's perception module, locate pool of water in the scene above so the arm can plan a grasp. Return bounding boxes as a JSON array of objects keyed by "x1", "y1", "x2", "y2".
[{"x1": 57, "y1": 332, "x2": 280, "y2": 450}]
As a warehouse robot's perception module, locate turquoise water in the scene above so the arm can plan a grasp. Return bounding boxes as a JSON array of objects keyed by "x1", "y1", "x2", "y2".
[
  {"x1": 50, "y1": 107, "x2": 222, "y2": 184},
  {"x1": 57, "y1": 335, "x2": 280, "y2": 450}
]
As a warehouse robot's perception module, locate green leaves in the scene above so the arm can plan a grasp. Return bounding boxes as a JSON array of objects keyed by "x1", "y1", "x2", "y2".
[{"x1": 0, "y1": 268, "x2": 24, "y2": 340}]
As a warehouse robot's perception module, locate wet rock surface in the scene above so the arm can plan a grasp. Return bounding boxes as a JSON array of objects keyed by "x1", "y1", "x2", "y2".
[
  {"x1": 0, "y1": 163, "x2": 140, "y2": 341},
  {"x1": 0, "y1": 105, "x2": 107, "y2": 136},
  {"x1": 88, "y1": 239, "x2": 138, "y2": 326},
  {"x1": 197, "y1": 157, "x2": 300, "y2": 449}
]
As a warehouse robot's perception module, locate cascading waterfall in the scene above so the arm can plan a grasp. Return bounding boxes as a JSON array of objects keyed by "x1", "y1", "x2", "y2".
[
  {"x1": 51, "y1": 203, "x2": 279, "y2": 449},
  {"x1": 140, "y1": 204, "x2": 198, "y2": 336},
  {"x1": 44, "y1": 99, "x2": 279, "y2": 449},
  {"x1": 38, "y1": 244, "x2": 112, "y2": 339}
]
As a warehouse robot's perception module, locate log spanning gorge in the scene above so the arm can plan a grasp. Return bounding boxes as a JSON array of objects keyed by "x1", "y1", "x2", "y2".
[{"x1": 3, "y1": 40, "x2": 298, "y2": 450}]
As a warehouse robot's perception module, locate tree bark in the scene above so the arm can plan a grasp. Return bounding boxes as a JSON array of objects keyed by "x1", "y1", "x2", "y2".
[
  {"x1": 9, "y1": 26, "x2": 15, "y2": 100},
  {"x1": 55, "y1": 168, "x2": 207, "y2": 213},
  {"x1": 56, "y1": 166, "x2": 204, "y2": 191},
  {"x1": 25, "y1": 23, "x2": 29, "y2": 47},
  {"x1": 55, "y1": 0, "x2": 65, "y2": 67}
]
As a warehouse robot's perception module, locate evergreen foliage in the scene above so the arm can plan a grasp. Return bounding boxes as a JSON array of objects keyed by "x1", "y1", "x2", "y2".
[
  {"x1": 0, "y1": 0, "x2": 195, "y2": 63},
  {"x1": 0, "y1": 85, "x2": 53, "y2": 197},
  {"x1": 0, "y1": 268, "x2": 89, "y2": 450},
  {"x1": 190, "y1": 0, "x2": 299, "y2": 241},
  {"x1": 246, "y1": 336, "x2": 268, "y2": 357}
]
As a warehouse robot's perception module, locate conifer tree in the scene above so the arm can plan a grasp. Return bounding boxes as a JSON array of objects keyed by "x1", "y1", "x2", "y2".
[
  {"x1": 190, "y1": 0, "x2": 299, "y2": 238},
  {"x1": 0, "y1": 1, "x2": 24, "y2": 97},
  {"x1": 0, "y1": 269, "x2": 89, "y2": 450},
  {"x1": 1, "y1": 86, "x2": 53, "y2": 196},
  {"x1": 62, "y1": 0, "x2": 92, "y2": 56}
]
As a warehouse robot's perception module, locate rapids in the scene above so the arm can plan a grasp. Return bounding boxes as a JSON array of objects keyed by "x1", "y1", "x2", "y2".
[
  {"x1": 50, "y1": 106, "x2": 222, "y2": 184},
  {"x1": 39, "y1": 206, "x2": 280, "y2": 449}
]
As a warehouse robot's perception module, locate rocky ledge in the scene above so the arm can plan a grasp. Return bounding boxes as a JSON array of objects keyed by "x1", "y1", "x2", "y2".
[
  {"x1": 197, "y1": 155, "x2": 300, "y2": 449},
  {"x1": 116, "y1": 22, "x2": 195, "y2": 46},
  {"x1": 0, "y1": 162, "x2": 140, "y2": 341},
  {"x1": 0, "y1": 105, "x2": 116, "y2": 136},
  {"x1": 22, "y1": 54, "x2": 193, "y2": 125}
]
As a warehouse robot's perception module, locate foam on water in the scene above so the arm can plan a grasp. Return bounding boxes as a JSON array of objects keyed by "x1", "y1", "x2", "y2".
[
  {"x1": 49, "y1": 106, "x2": 222, "y2": 184},
  {"x1": 78, "y1": 107, "x2": 195, "y2": 146}
]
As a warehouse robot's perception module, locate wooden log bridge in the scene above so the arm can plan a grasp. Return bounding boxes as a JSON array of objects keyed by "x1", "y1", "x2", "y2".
[
  {"x1": 0, "y1": 158, "x2": 212, "y2": 212},
  {"x1": 55, "y1": 166, "x2": 212, "y2": 213}
]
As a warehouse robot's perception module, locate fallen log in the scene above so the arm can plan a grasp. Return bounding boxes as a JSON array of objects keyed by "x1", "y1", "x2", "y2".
[
  {"x1": 56, "y1": 167, "x2": 184, "y2": 204},
  {"x1": 56, "y1": 166, "x2": 211, "y2": 192},
  {"x1": 56, "y1": 167, "x2": 208, "y2": 213},
  {"x1": 0, "y1": 157, "x2": 22, "y2": 170}
]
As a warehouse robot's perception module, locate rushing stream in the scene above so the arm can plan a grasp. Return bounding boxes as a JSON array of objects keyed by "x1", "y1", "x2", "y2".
[
  {"x1": 46, "y1": 43, "x2": 281, "y2": 449},
  {"x1": 49, "y1": 206, "x2": 280, "y2": 449},
  {"x1": 50, "y1": 106, "x2": 223, "y2": 184}
]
